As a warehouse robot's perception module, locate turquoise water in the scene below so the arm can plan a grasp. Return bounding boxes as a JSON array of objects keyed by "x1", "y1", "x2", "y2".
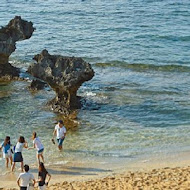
[{"x1": 0, "y1": 0, "x2": 190, "y2": 173}]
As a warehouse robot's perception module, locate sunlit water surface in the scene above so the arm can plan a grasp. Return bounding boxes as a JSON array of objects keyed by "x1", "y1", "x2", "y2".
[{"x1": 0, "y1": 0, "x2": 190, "y2": 174}]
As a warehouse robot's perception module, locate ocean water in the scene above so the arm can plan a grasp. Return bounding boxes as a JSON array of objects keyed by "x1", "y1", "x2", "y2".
[{"x1": 0, "y1": 0, "x2": 190, "y2": 174}]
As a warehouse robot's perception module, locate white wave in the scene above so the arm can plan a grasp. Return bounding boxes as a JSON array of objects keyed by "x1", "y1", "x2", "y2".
[
  {"x1": 53, "y1": 160, "x2": 69, "y2": 165},
  {"x1": 86, "y1": 92, "x2": 97, "y2": 96}
]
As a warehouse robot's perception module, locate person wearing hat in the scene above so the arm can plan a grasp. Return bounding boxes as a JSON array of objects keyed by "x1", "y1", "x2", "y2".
[
  {"x1": 52, "y1": 120, "x2": 66, "y2": 150},
  {"x1": 17, "y1": 164, "x2": 35, "y2": 190}
]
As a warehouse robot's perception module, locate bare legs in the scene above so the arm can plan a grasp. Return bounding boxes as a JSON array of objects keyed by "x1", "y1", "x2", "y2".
[
  {"x1": 40, "y1": 154, "x2": 44, "y2": 163},
  {"x1": 37, "y1": 153, "x2": 45, "y2": 165},
  {"x1": 58, "y1": 138, "x2": 64, "y2": 151},
  {"x1": 5, "y1": 156, "x2": 13, "y2": 168},
  {"x1": 10, "y1": 156, "x2": 12, "y2": 166},
  {"x1": 58, "y1": 145, "x2": 62, "y2": 151},
  {"x1": 11, "y1": 162, "x2": 15, "y2": 172},
  {"x1": 11, "y1": 161, "x2": 23, "y2": 172},
  {"x1": 21, "y1": 161, "x2": 24, "y2": 172},
  {"x1": 5, "y1": 158, "x2": 9, "y2": 168}
]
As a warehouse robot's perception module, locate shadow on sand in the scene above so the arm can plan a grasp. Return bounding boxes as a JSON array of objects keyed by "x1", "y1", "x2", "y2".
[{"x1": 30, "y1": 166, "x2": 112, "y2": 176}]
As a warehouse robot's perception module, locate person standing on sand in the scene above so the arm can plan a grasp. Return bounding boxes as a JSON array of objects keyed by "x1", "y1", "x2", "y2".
[
  {"x1": 52, "y1": 120, "x2": 66, "y2": 150},
  {"x1": 0, "y1": 136, "x2": 13, "y2": 168},
  {"x1": 38, "y1": 162, "x2": 51, "y2": 190},
  {"x1": 17, "y1": 164, "x2": 35, "y2": 190},
  {"x1": 11, "y1": 136, "x2": 28, "y2": 172},
  {"x1": 28, "y1": 132, "x2": 44, "y2": 165}
]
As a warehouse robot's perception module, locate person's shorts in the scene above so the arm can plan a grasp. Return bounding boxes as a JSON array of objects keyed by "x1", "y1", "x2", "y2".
[
  {"x1": 57, "y1": 138, "x2": 65, "y2": 146},
  {"x1": 37, "y1": 148, "x2": 44, "y2": 154},
  {"x1": 3, "y1": 150, "x2": 12, "y2": 158},
  {"x1": 13, "y1": 152, "x2": 23, "y2": 162},
  {"x1": 20, "y1": 187, "x2": 27, "y2": 190}
]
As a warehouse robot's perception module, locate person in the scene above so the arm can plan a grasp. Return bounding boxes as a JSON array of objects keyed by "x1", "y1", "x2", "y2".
[
  {"x1": 17, "y1": 164, "x2": 35, "y2": 190},
  {"x1": 0, "y1": 136, "x2": 13, "y2": 168},
  {"x1": 52, "y1": 120, "x2": 66, "y2": 150},
  {"x1": 11, "y1": 136, "x2": 28, "y2": 172},
  {"x1": 38, "y1": 162, "x2": 51, "y2": 190},
  {"x1": 28, "y1": 132, "x2": 44, "y2": 165}
]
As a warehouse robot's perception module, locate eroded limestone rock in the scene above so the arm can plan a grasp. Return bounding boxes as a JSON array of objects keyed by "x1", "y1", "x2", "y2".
[
  {"x1": 28, "y1": 49, "x2": 94, "y2": 115},
  {"x1": 0, "y1": 16, "x2": 34, "y2": 79}
]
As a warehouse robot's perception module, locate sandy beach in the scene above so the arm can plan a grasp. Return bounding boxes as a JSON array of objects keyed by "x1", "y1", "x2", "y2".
[
  {"x1": 49, "y1": 166, "x2": 190, "y2": 190},
  {"x1": 2, "y1": 165, "x2": 190, "y2": 190},
  {"x1": 1, "y1": 154, "x2": 190, "y2": 190}
]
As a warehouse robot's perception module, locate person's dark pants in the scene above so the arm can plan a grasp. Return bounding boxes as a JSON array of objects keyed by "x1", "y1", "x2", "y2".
[{"x1": 20, "y1": 187, "x2": 27, "y2": 190}]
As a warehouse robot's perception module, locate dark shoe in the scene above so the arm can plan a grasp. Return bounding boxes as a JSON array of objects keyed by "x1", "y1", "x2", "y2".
[{"x1": 51, "y1": 139, "x2": 55, "y2": 144}]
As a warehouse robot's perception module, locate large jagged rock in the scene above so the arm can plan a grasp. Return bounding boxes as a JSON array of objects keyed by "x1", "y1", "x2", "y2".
[
  {"x1": 0, "y1": 16, "x2": 34, "y2": 79},
  {"x1": 28, "y1": 49, "x2": 94, "y2": 115}
]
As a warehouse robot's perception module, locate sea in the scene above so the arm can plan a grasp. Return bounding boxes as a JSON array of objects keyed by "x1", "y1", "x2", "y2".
[{"x1": 0, "y1": 0, "x2": 190, "y2": 175}]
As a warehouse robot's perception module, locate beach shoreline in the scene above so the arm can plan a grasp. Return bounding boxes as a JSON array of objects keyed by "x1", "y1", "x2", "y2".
[{"x1": 1, "y1": 150, "x2": 190, "y2": 189}]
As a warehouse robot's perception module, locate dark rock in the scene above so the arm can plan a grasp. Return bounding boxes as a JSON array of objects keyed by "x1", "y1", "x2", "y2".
[
  {"x1": 28, "y1": 79, "x2": 46, "y2": 91},
  {"x1": 0, "y1": 63, "x2": 19, "y2": 80},
  {"x1": 28, "y1": 49, "x2": 94, "y2": 115},
  {"x1": 0, "y1": 16, "x2": 34, "y2": 79}
]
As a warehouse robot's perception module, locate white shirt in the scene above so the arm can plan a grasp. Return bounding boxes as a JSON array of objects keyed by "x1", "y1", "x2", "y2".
[
  {"x1": 33, "y1": 137, "x2": 44, "y2": 151},
  {"x1": 15, "y1": 142, "x2": 24, "y2": 153},
  {"x1": 18, "y1": 172, "x2": 35, "y2": 187},
  {"x1": 55, "y1": 124, "x2": 66, "y2": 139}
]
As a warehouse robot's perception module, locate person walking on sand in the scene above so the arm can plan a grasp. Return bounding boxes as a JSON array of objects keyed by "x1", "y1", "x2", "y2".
[
  {"x1": 17, "y1": 164, "x2": 35, "y2": 190},
  {"x1": 0, "y1": 136, "x2": 13, "y2": 168},
  {"x1": 11, "y1": 136, "x2": 28, "y2": 172},
  {"x1": 38, "y1": 162, "x2": 51, "y2": 190},
  {"x1": 28, "y1": 132, "x2": 44, "y2": 165},
  {"x1": 52, "y1": 120, "x2": 66, "y2": 150}
]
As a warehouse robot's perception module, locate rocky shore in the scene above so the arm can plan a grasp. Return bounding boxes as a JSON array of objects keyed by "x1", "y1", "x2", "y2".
[
  {"x1": 0, "y1": 17, "x2": 94, "y2": 115},
  {"x1": 0, "y1": 16, "x2": 34, "y2": 79}
]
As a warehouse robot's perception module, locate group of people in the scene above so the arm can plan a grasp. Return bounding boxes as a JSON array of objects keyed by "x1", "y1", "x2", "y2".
[{"x1": 0, "y1": 120, "x2": 67, "y2": 190}]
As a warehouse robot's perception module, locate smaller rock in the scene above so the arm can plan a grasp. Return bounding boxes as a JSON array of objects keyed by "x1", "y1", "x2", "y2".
[{"x1": 28, "y1": 79, "x2": 46, "y2": 91}]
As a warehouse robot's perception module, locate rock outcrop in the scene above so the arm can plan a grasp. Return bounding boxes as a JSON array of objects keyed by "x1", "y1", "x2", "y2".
[
  {"x1": 28, "y1": 79, "x2": 46, "y2": 91},
  {"x1": 28, "y1": 50, "x2": 94, "y2": 115},
  {"x1": 0, "y1": 16, "x2": 34, "y2": 79}
]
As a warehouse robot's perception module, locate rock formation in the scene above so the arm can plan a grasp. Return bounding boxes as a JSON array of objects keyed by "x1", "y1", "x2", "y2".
[
  {"x1": 28, "y1": 79, "x2": 46, "y2": 91},
  {"x1": 28, "y1": 50, "x2": 94, "y2": 114},
  {"x1": 0, "y1": 16, "x2": 34, "y2": 79}
]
